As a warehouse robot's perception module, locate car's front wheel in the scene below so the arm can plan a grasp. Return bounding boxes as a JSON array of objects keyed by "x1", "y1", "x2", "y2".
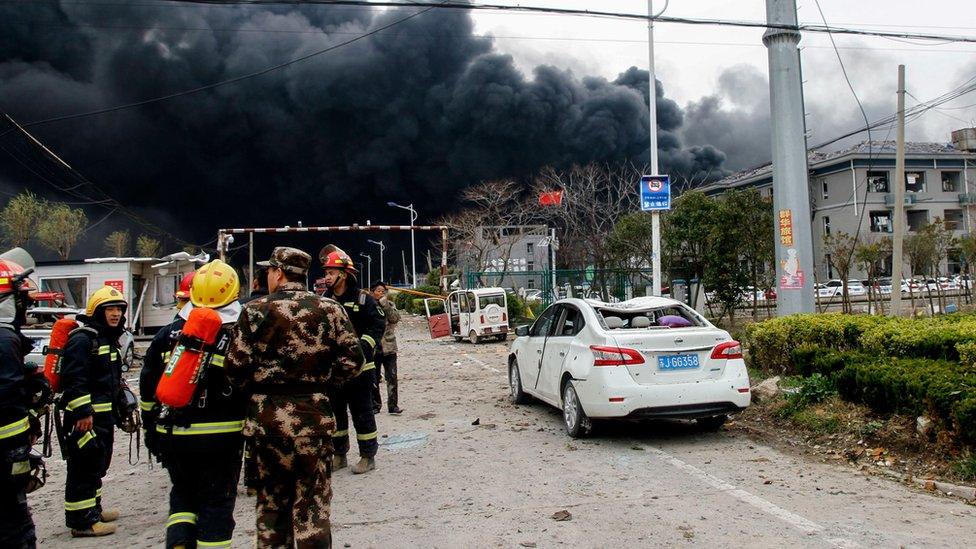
[
  {"x1": 509, "y1": 360, "x2": 529, "y2": 404},
  {"x1": 562, "y1": 382, "x2": 591, "y2": 438}
]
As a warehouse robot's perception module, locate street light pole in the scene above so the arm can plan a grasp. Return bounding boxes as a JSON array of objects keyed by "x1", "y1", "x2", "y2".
[
  {"x1": 359, "y1": 253, "x2": 372, "y2": 286},
  {"x1": 648, "y1": 0, "x2": 662, "y2": 297},
  {"x1": 388, "y1": 202, "x2": 419, "y2": 288},
  {"x1": 367, "y1": 239, "x2": 385, "y2": 282}
]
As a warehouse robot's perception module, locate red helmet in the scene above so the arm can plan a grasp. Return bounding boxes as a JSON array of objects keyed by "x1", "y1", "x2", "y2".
[
  {"x1": 323, "y1": 251, "x2": 357, "y2": 272},
  {"x1": 0, "y1": 259, "x2": 25, "y2": 297},
  {"x1": 175, "y1": 271, "x2": 196, "y2": 299}
]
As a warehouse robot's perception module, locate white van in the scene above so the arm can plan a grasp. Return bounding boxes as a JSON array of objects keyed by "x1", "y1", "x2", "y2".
[{"x1": 424, "y1": 288, "x2": 510, "y2": 343}]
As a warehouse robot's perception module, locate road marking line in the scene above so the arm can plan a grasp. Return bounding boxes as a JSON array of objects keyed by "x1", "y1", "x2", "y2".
[
  {"x1": 644, "y1": 445, "x2": 858, "y2": 548},
  {"x1": 464, "y1": 354, "x2": 501, "y2": 373}
]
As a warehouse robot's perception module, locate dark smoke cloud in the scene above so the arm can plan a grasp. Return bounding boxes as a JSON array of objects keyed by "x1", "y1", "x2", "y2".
[{"x1": 0, "y1": 2, "x2": 728, "y2": 256}]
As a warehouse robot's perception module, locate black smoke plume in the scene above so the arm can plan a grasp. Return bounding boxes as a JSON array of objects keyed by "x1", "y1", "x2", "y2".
[{"x1": 0, "y1": 2, "x2": 728, "y2": 258}]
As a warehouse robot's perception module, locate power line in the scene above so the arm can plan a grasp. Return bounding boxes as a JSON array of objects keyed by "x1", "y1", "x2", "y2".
[
  {"x1": 5, "y1": 1, "x2": 444, "y2": 131},
  {"x1": 117, "y1": 1, "x2": 976, "y2": 44},
  {"x1": 0, "y1": 113, "x2": 207, "y2": 249},
  {"x1": 9, "y1": 18, "x2": 976, "y2": 55}
]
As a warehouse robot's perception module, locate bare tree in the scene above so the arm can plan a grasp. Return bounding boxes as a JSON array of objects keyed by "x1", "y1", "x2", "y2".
[
  {"x1": 37, "y1": 203, "x2": 88, "y2": 260},
  {"x1": 0, "y1": 191, "x2": 45, "y2": 247},
  {"x1": 854, "y1": 235, "x2": 892, "y2": 314},
  {"x1": 104, "y1": 230, "x2": 131, "y2": 257},
  {"x1": 823, "y1": 231, "x2": 858, "y2": 313}
]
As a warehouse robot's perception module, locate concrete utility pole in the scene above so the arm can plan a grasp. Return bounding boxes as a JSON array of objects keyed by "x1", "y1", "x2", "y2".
[
  {"x1": 647, "y1": 0, "x2": 662, "y2": 297},
  {"x1": 890, "y1": 65, "x2": 907, "y2": 316},
  {"x1": 764, "y1": 0, "x2": 816, "y2": 314}
]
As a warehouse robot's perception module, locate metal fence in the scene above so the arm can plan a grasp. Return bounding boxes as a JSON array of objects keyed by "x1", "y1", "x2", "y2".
[{"x1": 464, "y1": 269, "x2": 664, "y2": 307}]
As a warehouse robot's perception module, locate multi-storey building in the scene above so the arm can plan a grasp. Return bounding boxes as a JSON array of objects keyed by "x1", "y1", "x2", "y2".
[
  {"x1": 455, "y1": 225, "x2": 549, "y2": 289},
  {"x1": 700, "y1": 133, "x2": 976, "y2": 280}
]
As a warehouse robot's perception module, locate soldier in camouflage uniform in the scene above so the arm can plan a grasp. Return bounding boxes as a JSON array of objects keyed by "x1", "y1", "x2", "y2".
[{"x1": 226, "y1": 247, "x2": 364, "y2": 548}]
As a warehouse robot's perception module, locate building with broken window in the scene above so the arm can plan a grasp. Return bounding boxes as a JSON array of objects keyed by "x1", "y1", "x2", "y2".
[{"x1": 699, "y1": 133, "x2": 976, "y2": 280}]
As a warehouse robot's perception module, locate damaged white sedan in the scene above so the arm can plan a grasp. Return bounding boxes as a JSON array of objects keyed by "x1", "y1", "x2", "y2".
[{"x1": 508, "y1": 297, "x2": 751, "y2": 437}]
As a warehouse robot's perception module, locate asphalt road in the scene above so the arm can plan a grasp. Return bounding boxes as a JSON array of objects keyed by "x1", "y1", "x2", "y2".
[{"x1": 31, "y1": 317, "x2": 974, "y2": 548}]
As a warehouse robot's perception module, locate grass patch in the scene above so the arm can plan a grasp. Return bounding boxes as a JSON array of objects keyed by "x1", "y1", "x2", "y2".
[
  {"x1": 952, "y1": 455, "x2": 976, "y2": 482},
  {"x1": 790, "y1": 407, "x2": 842, "y2": 434}
]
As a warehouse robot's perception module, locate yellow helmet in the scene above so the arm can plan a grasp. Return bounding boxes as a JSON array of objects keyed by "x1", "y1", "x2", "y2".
[
  {"x1": 86, "y1": 286, "x2": 128, "y2": 316},
  {"x1": 190, "y1": 259, "x2": 240, "y2": 308}
]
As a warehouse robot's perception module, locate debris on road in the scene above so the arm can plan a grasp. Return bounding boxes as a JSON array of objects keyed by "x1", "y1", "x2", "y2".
[{"x1": 551, "y1": 510, "x2": 572, "y2": 521}]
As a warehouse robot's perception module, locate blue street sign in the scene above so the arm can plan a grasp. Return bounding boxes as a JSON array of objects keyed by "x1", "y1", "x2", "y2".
[{"x1": 640, "y1": 174, "x2": 671, "y2": 211}]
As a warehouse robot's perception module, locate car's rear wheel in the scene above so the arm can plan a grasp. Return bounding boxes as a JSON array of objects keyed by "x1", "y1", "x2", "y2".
[
  {"x1": 469, "y1": 330, "x2": 480, "y2": 344},
  {"x1": 697, "y1": 415, "x2": 727, "y2": 431},
  {"x1": 562, "y1": 382, "x2": 591, "y2": 438},
  {"x1": 509, "y1": 360, "x2": 529, "y2": 404}
]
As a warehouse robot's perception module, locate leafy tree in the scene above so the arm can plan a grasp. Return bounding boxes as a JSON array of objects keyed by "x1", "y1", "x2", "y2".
[
  {"x1": 136, "y1": 235, "x2": 162, "y2": 258},
  {"x1": 0, "y1": 191, "x2": 45, "y2": 247},
  {"x1": 37, "y1": 204, "x2": 87, "y2": 259},
  {"x1": 663, "y1": 190, "x2": 718, "y2": 308},
  {"x1": 104, "y1": 230, "x2": 131, "y2": 257},
  {"x1": 724, "y1": 188, "x2": 774, "y2": 319},
  {"x1": 704, "y1": 197, "x2": 750, "y2": 325}
]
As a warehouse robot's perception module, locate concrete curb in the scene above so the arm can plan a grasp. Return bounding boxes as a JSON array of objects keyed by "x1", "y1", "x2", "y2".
[{"x1": 875, "y1": 468, "x2": 976, "y2": 502}]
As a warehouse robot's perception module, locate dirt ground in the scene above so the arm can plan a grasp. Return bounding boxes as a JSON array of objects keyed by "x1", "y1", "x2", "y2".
[{"x1": 29, "y1": 316, "x2": 976, "y2": 547}]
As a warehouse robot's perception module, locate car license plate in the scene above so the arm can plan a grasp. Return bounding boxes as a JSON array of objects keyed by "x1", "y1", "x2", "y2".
[{"x1": 658, "y1": 354, "x2": 700, "y2": 370}]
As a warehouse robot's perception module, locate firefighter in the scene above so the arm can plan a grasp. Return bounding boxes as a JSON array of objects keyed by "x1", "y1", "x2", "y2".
[
  {"x1": 59, "y1": 286, "x2": 128, "y2": 537},
  {"x1": 146, "y1": 261, "x2": 246, "y2": 549},
  {"x1": 226, "y1": 247, "x2": 364, "y2": 546},
  {"x1": 0, "y1": 249, "x2": 44, "y2": 549},
  {"x1": 139, "y1": 271, "x2": 194, "y2": 460},
  {"x1": 318, "y1": 246, "x2": 385, "y2": 474}
]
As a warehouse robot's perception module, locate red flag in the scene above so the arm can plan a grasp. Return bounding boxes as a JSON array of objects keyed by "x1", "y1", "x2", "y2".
[{"x1": 538, "y1": 190, "x2": 564, "y2": 206}]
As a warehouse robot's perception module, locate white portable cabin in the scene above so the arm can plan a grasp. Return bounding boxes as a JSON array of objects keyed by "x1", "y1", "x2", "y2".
[{"x1": 32, "y1": 252, "x2": 208, "y2": 334}]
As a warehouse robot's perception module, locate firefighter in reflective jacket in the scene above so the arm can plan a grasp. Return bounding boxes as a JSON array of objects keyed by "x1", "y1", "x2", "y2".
[
  {"x1": 59, "y1": 286, "x2": 128, "y2": 537},
  {"x1": 318, "y1": 246, "x2": 385, "y2": 474},
  {"x1": 143, "y1": 260, "x2": 246, "y2": 549},
  {"x1": 139, "y1": 270, "x2": 193, "y2": 459},
  {"x1": 0, "y1": 249, "x2": 44, "y2": 549}
]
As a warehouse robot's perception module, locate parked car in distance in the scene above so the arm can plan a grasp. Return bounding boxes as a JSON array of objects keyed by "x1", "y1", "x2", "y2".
[
  {"x1": 954, "y1": 274, "x2": 973, "y2": 289},
  {"x1": 508, "y1": 296, "x2": 751, "y2": 437}
]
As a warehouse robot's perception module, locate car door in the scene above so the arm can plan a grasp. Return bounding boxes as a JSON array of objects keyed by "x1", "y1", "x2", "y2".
[
  {"x1": 537, "y1": 304, "x2": 585, "y2": 401},
  {"x1": 518, "y1": 304, "x2": 559, "y2": 394}
]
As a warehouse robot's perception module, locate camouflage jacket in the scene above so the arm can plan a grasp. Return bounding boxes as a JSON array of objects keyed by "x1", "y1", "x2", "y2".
[
  {"x1": 226, "y1": 282, "x2": 364, "y2": 437},
  {"x1": 377, "y1": 297, "x2": 400, "y2": 355}
]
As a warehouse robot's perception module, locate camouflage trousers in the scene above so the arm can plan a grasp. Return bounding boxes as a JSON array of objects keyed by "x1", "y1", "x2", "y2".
[{"x1": 252, "y1": 436, "x2": 334, "y2": 548}]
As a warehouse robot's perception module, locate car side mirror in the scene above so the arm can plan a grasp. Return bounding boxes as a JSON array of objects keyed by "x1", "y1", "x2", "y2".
[{"x1": 516, "y1": 325, "x2": 529, "y2": 337}]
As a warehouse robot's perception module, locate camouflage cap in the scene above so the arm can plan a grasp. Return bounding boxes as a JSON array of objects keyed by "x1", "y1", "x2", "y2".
[{"x1": 257, "y1": 246, "x2": 311, "y2": 276}]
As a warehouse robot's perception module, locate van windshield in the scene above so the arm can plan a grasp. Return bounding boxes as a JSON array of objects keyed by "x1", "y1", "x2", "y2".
[{"x1": 479, "y1": 294, "x2": 505, "y2": 308}]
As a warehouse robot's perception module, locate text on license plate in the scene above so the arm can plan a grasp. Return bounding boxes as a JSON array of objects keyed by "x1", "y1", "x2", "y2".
[{"x1": 658, "y1": 354, "x2": 700, "y2": 370}]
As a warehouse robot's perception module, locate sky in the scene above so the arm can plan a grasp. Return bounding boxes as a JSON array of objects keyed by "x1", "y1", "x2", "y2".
[
  {"x1": 473, "y1": 0, "x2": 976, "y2": 165},
  {"x1": 1, "y1": 0, "x2": 975, "y2": 260}
]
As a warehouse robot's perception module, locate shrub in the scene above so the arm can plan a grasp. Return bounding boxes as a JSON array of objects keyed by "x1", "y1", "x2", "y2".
[
  {"x1": 744, "y1": 313, "x2": 885, "y2": 374},
  {"x1": 859, "y1": 316, "x2": 976, "y2": 361},
  {"x1": 835, "y1": 354, "x2": 976, "y2": 444}
]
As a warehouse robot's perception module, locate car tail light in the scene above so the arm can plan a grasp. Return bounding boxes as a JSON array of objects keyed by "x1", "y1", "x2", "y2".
[
  {"x1": 480, "y1": 314, "x2": 485, "y2": 323},
  {"x1": 711, "y1": 341, "x2": 743, "y2": 360},
  {"x1": 502, "y1": 312, "x2": 507, "y2": 322},
  {"x1": 590, "y1": 345, "x2": 645, "y2": 366}
]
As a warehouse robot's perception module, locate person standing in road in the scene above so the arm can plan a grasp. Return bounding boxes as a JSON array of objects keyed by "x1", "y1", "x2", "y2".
[
  {"x1": 0, "y1": 249, "x2": 45, "y2": 549},
  {"x1": 369, "y1": 281, "x2": 402, "y2": 415},
  {"x1": 240, "y1": 266, "x2": 268, "y2": 305},
  {"x1": 59, "y1": 286, "x2": 128, "y2": 537},
  {"x1": 226, "y1": 247, "x2": 364, "y2": 547},
  {"x1": 318, "y1": 245, "x2": 385, "y2": 474},
  {"x1": 142, "y1": 261, "x2": 246, "y2": 549}
]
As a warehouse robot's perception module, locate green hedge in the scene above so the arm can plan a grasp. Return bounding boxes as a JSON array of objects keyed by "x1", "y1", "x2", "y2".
[
  {"x1": 746, "y1": 313, "x2": 976, "y2": 373},
  {"x1": 834, "y1": 353, "x2": 976, "y2": 444}
]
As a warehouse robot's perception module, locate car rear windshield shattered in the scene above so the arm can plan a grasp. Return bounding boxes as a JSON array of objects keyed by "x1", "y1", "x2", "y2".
[{"x1": 596, "y1": 306, "x2": 702, "y2": 329}]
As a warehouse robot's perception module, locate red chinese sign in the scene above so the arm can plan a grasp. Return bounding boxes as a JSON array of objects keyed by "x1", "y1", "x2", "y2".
[
  {"x1": 778, "y1": 209, "x2": 794, "y2": 246},
  {"x1": 104, "y1": 279, "x2": 124, "y2": 294}
]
